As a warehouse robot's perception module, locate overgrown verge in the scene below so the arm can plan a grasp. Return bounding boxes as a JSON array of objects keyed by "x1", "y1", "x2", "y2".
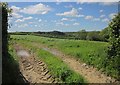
[{"x1": 12, "y1": 39, "x2": 87, "y2": 84}]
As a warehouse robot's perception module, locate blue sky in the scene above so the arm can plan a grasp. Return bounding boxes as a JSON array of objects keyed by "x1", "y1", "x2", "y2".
[{"x1": 8, "y1": 2, "x2": 118, "y2": 32}]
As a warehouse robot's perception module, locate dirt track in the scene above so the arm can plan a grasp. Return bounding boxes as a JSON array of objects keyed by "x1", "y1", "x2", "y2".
[
  {"x1": 14, "y1": 43, "x2": 119, "y2": 83},
  {"x1": 14, "y1": 44, "x2": 56, "y2": 83},
  {"x1": 32, "y1": 43, "x2": 119, "y2": 83}
]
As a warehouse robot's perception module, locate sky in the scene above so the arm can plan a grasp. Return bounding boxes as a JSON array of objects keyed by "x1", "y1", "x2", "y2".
[{"x1": 8, "y1": 2, "x2": 118, "y2": 32}]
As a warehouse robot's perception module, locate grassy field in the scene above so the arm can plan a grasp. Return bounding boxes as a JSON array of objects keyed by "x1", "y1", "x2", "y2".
[
  {"x1": 10, "y1": 35, "x2": 119, "y2": 80},
  {"x1": 10, "y1": 38, "x2": 87, "y2": 84}
]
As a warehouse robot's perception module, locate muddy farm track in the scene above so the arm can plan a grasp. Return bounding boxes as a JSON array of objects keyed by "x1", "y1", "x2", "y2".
[
  {"x1": 13, "y1": 43, "x2": 120, "y2": 84},
  {"x1": 32, "y1": 43, "x2": 119, "y2": 83},
  {"x1": 14, "y1": 44, "x2": 56, "y2": 84}
]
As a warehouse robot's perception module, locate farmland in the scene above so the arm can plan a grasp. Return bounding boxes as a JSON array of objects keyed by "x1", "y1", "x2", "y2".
[
  {"x1": 8, "y1": 34, "x2": 119, "y2": 83},
  {"x1": 2, "y1": 2, "x2": 120, "y2": 84}
]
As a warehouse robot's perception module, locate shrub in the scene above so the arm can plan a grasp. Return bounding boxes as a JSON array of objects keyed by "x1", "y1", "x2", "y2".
[{"x1": 105, "y1": 13, "x2": 120, "y2": 80}]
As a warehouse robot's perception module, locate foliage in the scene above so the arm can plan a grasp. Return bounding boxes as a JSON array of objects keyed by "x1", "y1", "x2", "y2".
[
  {"x1": 1, "y1": 2, "x2": 8, "y2": 57},
  {"x1": 1, "y1": 2, "x2": 27, "y2": 83},
  {"x1": 77, "y1": 29, "x2": 87, "y2": 40},
  {"x1": 86, "y1": 31, "x2": 102, "y2": 41},
  {"x1": 100, "y1": 27, "x2": 110, "y2": 42},
  {"x1": 105, "y1": 13, "x2": 120, "y2": 80}
]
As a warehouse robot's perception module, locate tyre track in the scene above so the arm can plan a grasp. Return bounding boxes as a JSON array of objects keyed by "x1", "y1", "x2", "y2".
[{"x1": 14, "y1": 44, "x2": 56, "y2": 83}]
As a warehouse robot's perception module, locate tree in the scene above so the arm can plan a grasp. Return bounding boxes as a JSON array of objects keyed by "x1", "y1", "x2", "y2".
[
  {"x1": 77, "y1": 29, "x2": 87, "y2": 40},
  {"x1": 86, "y1": 31, "x2": 101, "y2": 41},
  {"x1": 100, "y1": 27, "x2": 110, "y2": 42},
  {"x1": 1, "y1": 3, "x2": 9, "y2": 58},
  {"x1": 1, "y1": 2, "x2": 12, "y2": 58},
  {"x1": 106, "y1": 13, "x2": 120, "y2": 79}
]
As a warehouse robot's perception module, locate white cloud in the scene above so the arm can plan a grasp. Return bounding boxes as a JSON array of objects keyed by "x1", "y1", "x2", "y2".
[
  {"x1": 23, "y1": 24, "x2": 28, "y2": 27},
  {"x1": 70, "y1": 19, "x2": 76, "y2": 21},
  {"x1": 78, "y1": 7, "x2": 83, "y2": 10},
  {"x1": 11, "y1": 6, "x2": 21, "y2": 13},
  {"x1": 73, "y1": 22, "x2": 80, "y2": 25},
  {"x1": 61, "y1": 18, "x2": 76, "y2": 22},
  {"x1": 35, "y1": 25, "x2": 38, "y2": 27},
  {"x1": 23, "y1": 16, "x2": 33, "y2": 20},
  {"x1": 38, "y1": 19, "x2": 42, "y2": 22},
  {"x1": 99, "y1": 10, "x2": 103, "y2": 13},
  {"x1": 61, "y1": 18, "x2": 69, "y2": 21},
  {"x1": 11, "y1": 12, "x2": 23, "y2": 18},
  {"x1": 56, "y1": 8, "x2": 83, "y2": 17},
  {"x1": 15, "y1": 16, "x2": 33, "y2": 22},
  {"x1": 102, "y1": 18, "x2": 109, "y2": 22},
  {"x1": 35, "y1": 18, "x2": 38, "y2": 20},
  {"x1": 51, "y1": 20, "x2": 57, "y2": 22},
  {"x1": 65, "y1": 24, "x2": 69, "y2": 26},
  {"x1": 29, "y1": 22, "x2": 34, "y2": 24},
  {"x1": 15, "y1": 19, "x2": 24, "y2": 22},
  {"x1": 85, "y1": 16, "x2": 93, "y2": 20},
  {"x1": 100, "y1": 15, "x2": 105, "y2": 18},
  {"x1": 10, "y1": 5, "x2": 23, "y2": 18},
  {"x1": 56, "y1": 22, "x2": 64, "y2": 25},
  {"x1": 64, "y1": 5, "x2": 73, "y2": 8},
  {"x1": 20, "y1": 3, "x2": 52, "y2": 14},
  {"x1": 93, "y1": 18, "x2": 100, "y2": 21},
  {"x1": 100, "y1": 2, "x2": 117, "y2": 6},
  {"x1": 56, "y1": 22, "x2": 69, "y2": 26},
  {"x1": 18, "y1": 24, "x2": 28, "y2": 28},
  {"x1": 78, "y1": 14, "x2": 85, "y2": 17},
  {"x1": 56, "y1": 0, "x2": 61, "y2": 5},
  {"x1": 109, "y1": 13, "x2": 117, "y2": 19}
]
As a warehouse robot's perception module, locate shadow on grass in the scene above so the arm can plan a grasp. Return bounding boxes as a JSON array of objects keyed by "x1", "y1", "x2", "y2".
[{"x1": 2, "y1": 52, "x2": 29, "y2": 84}]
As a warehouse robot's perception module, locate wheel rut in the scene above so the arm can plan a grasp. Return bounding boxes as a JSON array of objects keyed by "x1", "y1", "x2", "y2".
[{"x1": 14, "y1": 44, "x2": 56, "y2": 83}]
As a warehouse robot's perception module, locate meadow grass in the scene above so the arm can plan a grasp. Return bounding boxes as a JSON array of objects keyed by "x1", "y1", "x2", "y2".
[{"x1": 10, "y1": 35, "x2": 119, "y2": 79}]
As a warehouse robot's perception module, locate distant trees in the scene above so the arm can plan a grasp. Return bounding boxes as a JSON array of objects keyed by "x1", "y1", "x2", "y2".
[
  {"x1": 100, "y1": 27, "x2": 110, "y2": 42},
  {"x1": 86, "y1": 31, "x2": 101, "y2": 41},
  {"x1": 77, "y1": 29, "x2": 87, "y2": 40},
  {"x1": 30, "y1": 29, "x2": 110, "y2": 42}
]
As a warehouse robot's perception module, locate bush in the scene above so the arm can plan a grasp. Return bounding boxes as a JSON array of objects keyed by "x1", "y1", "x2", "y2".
[{"x1": 105, "y1": 13, "x2": 120, "y2": 80}]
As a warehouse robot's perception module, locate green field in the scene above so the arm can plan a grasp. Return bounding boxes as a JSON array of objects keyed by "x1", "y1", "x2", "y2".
[
  {"x1": 10, "y1": 35, "x2": 118, "y2": 80},
  {"x1": 10, "y1": 35, "x2": 87, "y2": 84}
]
